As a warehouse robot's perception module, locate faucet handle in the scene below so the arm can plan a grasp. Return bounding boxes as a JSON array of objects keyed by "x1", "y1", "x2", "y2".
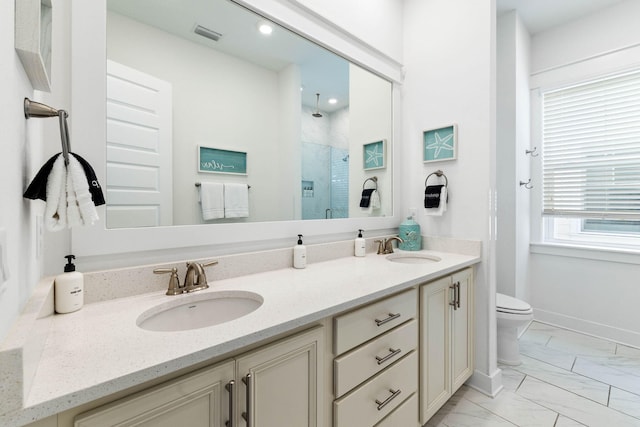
[
  {"x1": 201, "y1": 260, "x2": 219, "y2": 268},
  {"x1": 198, "y1": 260, "x2": 218, "y2": 288},
  {"x1": 154, "y1": 267, "x2": 182, "y2": 295},
  {"x1": 374, "y1": 239, "x2": 386, "y2": 255}
]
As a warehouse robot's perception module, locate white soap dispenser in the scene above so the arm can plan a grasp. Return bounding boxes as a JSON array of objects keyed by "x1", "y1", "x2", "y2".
[
  {"x1": 293, "y1": 234, "x2": 307, "y2": 269},
  {"x1": 54, "y1": 255, "x2": 84, "y2": 314},
  {"x1": 354, "y1": 229, "x2": 366, "y2": 257}
]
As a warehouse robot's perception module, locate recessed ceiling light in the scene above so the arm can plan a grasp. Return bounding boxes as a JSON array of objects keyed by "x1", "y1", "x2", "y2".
[
  {"x1": 328, "y1": 98, "x2": 338, "y2": 104},
  {"x1": 258, "y1": 21, "x2": 273, "y2": 35}
]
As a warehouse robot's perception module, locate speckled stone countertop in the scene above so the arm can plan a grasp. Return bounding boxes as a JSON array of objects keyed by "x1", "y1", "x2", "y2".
[{"x1": 0, "y1": 241, "x2": 480, "y2": 427}]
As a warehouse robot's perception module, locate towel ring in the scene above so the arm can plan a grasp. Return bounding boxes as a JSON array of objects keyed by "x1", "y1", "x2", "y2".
[
  {"x1": 425, "y1": 170, "x2": 448, "y2": 188},
  {"x1": 363, "y1": 176, "x2": 378, "y2": 191}
]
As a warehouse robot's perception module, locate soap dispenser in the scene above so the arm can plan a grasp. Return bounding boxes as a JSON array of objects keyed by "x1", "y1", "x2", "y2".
[
  {"x1": 293, "y1": 234, "x2": 307, "y2": 269},
  {"x1": 54, "y1": 255, "x2": 84, "y2": 314},
  {"x1": 354, "y1": 229, "x2": 366, "y2": 257},
  {"x1": 398, "y1": 215, "x2": 422, "y2": 251}
]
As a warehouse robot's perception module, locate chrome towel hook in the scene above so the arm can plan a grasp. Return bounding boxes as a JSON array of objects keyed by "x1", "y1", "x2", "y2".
[
  {"x1": 519, "y1": 179, "x2": 533, "y2": 190},
  {"x1": 525, "y1": 147, "x2": 539, "y2": 157}
]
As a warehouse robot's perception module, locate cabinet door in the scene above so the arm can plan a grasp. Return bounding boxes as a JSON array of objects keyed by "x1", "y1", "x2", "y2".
[
  {"x1": 236, "y1": 327, "x2": 324, "y2": 427},
  {"x1": 451, "y1": 268, "x2": 474, "y2": 391},
  {"x1": 74, "y1": 360, "x2": 235, "y2": 427},
  {"x1": 419, "y1": 276, "x2": 451, "y2": 423}
]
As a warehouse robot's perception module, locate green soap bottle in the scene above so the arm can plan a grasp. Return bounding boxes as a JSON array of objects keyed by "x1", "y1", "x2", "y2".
[{"x1": 398, "y1": 216, "x2": 422, "y2": 251}]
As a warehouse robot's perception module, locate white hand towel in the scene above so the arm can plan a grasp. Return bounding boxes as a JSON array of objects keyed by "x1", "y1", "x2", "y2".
[
  {"x1": 44, "y1": 154, "x2": 67, "y2": 231},
  {"x1": 370, "y1": 190, "x2": 381, "y2": 209},
  {"x1": 424, "y1": 186, "x2": 448, "y2": 216},
  {"x1": 67, "y1": 154, "x2": 99, "y2": 226},
  {"x1": 224, "y1": 183, "x2": 249, "y2": 218},
  {"x1": 199, "y1": 182, "x2": 225, "y2": 220}
]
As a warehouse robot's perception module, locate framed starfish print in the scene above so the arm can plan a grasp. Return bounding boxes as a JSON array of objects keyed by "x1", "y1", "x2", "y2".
[
  {"x1": 363, "y1": 139, "x2": 386, "y2": 170},
  {"x1": 423, "y1": 124, "x2": 457, "y2": 163}
]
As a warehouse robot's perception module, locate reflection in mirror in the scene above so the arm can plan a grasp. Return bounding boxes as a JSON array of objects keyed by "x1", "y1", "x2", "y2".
[{"x1": 105, "y1": 0, "x2": 392, "y2": 229}]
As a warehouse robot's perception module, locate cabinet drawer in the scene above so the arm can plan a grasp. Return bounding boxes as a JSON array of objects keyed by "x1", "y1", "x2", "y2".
[
  {"x1": 334, "y1": 319, "x2": 417, "y2": 398},
  {"x1": 334, "y1": 289, "x2": 416, "y2": 355},
  {"x1": 375, "y1": 392, "x2": 418, "y2": 427},
  {"x1": 333, "y1": 351, "x2": 418, "y2": 427}
]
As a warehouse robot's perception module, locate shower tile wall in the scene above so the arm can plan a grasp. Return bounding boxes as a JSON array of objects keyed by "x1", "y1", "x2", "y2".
[{"x1": 330, "y1": 147, "x2": 348, "y2": 218}]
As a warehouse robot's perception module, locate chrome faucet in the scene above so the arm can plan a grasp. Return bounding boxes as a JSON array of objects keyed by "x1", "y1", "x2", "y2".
[
  {"x1": 153, "y1": 260, "x2": 218, "y2": 295},
  {"x1": 374, "y1": 237, "x2": 404, "y2": 254}
]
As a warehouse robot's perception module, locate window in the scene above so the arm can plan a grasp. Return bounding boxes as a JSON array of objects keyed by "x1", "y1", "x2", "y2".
[{"x1": 541, "y1": 69, "x2": 640, "y2": 249}]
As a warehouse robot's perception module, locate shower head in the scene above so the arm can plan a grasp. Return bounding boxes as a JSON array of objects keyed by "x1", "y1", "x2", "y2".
[{"x1": 312, "y1": 93, "x2": 323, "y2": 118}]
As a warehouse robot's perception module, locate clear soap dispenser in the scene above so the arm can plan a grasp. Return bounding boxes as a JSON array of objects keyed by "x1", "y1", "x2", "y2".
[{"x1": 293, "y1": 234, "x2": 307, "y2": 269}]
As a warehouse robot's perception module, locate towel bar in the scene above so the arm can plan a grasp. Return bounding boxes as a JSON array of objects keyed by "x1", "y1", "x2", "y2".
[{"x1": 195, "y1": 182, "x2": 251, "y2": 189}]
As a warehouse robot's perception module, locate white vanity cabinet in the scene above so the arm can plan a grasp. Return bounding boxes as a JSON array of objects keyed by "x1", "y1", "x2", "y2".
[
  {"x1": 419, "y1": 268, "x2": 474, "y2": 423},
  {"x1": 73, "y1": 326, "x2": 324, "y2": 427},
  {"x1": 332, "y1": 289, "x2": 419, "y2": 427},
  {"x1": 235, "y1": 326, "x2": 324, "y2": 427},
  {"x1": 74, "y1": 360, "x2": 235, "y2": 427}
]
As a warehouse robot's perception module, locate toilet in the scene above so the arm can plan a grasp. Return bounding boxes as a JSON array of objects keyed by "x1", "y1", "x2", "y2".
[{"x1": 496, "y1": 293, "x2": 533, "y2": 365}]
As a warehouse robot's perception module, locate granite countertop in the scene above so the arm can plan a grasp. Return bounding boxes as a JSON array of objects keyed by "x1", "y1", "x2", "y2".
[{"x1": 2, "y1": 248, "x2": 480, "y2": 426}]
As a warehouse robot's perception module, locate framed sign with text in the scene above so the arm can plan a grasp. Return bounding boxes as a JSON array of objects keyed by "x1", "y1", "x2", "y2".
[{"x1": 198, "y1": 145, "x2": 247, "y2": 175}]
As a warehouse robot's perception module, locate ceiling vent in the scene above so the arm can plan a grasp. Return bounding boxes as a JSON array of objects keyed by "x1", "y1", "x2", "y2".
[{"x1": 194, "y1": 24, "x2": 222, "y2": 42}]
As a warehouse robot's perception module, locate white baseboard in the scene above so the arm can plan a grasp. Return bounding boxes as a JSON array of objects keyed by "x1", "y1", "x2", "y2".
[
  {"x1": 466, "y1": 368, "x2": 504, "y2": 397},
  {"x1": 534, "y1": 308, "x2": 640, "y2": 349}
]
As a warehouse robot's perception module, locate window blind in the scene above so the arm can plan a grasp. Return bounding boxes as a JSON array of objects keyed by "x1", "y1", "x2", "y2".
[{"x1": 542, "y1": 69, "x2": 640, "y2": 219}]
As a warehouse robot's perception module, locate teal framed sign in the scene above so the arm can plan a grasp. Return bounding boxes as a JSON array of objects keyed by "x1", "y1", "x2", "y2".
[
  {"x1": 198, "y1": 145, "x2": 247, "y2": 175},
  {"x1": 423, "y1": 124, "x2": 457, "y2": 163},
  {"x1": 363, "y1": 139, "x2": 386, "y2": 170}
]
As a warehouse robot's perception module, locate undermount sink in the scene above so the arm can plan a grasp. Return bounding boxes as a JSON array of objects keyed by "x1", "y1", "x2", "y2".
[
  {"x1": 137, "y1": 290, "x2": 263, "y2": 332},
  {"x1": 386, "y1": 252, "x2": 442, "y2": 264}
]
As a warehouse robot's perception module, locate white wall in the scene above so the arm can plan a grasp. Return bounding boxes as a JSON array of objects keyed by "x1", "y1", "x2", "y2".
[
  {"x1": 348, "y1": 64, "x2": 393, "y2": 218},
  {"x1": 0, "y1": 0, "x2": 71, "y2": 341},
  {"x1": 496, "y1": 11, "x2": 531, "y2": 304},
  {"x1": 528, "y1": 0, "x2": 640, "y2": 346},
  {"x1": 402, "y1": 0, "x2": 498, "y2": 394}
]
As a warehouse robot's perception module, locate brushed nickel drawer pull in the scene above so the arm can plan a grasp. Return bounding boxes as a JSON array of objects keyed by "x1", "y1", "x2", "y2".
[
  {"x1": 375, "y1": 348, "x2": 402, "y2": 365},
  {"x1": 375, "y1": 312, "x2": 400, "y2": 326},
  {"x1": 225, "y1": 380, "x2": 235, "y2": 427},
  {"x1": 449, "y1": 284, "x2": 457, "y2": 309},
  {"x1": 375, "y1": 388, "x2": 402, "y2": 411},
  {"x1": 241, "y1": 373, "x2": 252, "y2": 427}
]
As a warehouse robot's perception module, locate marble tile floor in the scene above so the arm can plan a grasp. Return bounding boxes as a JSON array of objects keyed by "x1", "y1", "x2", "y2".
[{"x1": 426, "y1": 321, "x2": 640, "y2": 427}]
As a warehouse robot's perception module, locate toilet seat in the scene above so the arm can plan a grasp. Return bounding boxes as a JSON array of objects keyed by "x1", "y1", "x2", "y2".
[{"x1": 496, "y1": 293, "x2": 532, "y2": 315}]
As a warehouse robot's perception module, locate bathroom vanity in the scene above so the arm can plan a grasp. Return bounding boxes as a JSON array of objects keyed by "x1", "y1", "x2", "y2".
[{"x1": 0, "y1": 240, "x2": 479, "y2": 427}]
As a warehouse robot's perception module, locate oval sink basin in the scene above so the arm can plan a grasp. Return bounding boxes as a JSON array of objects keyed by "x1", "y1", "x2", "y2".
[
  {"x1": 137, "y1": 291, "x2": 263, "y2": 332},
  {"x1": 386, "y1": 253, "x2": 441, "y2": 264}
]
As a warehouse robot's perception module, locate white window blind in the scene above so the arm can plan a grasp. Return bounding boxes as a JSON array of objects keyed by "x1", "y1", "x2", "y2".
[{"x1": 542, "y1": 69, "x2": 640, "y2": 219}]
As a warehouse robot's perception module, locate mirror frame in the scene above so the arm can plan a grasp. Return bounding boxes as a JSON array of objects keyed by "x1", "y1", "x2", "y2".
[{"x1": 71, "y1": 0, "x2": 404, "y2": 259}]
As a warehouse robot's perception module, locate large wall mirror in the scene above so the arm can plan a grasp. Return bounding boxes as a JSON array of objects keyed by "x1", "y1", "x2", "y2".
[
  {"x1": 105, "y1": 0, "x2": 393, "y2": 228},
  {"x1": 71, "y1": 0, "x2": 401, "y2": 259}
]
